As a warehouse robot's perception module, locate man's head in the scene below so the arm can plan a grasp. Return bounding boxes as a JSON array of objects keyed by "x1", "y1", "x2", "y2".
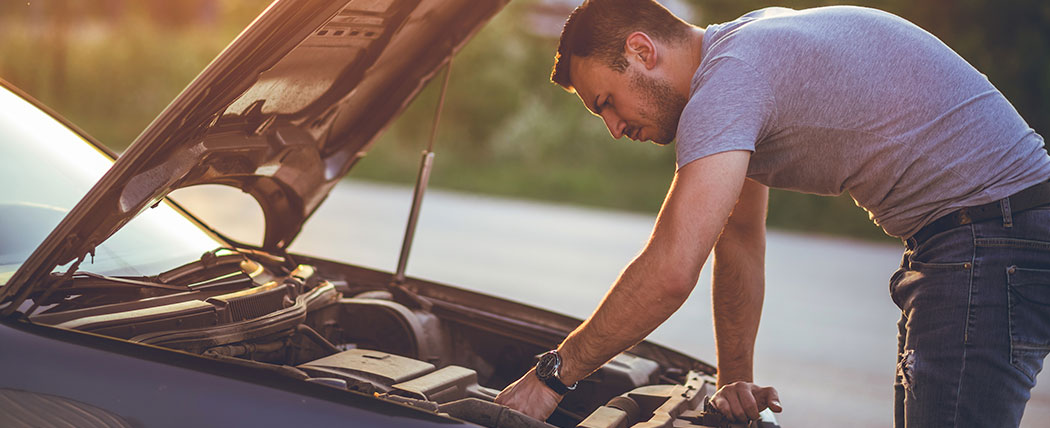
[{"x1": 552, "y1": 0, "x2": 695, "y2": 145}]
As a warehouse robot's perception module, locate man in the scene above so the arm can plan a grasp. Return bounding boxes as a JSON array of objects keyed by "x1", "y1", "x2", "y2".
[{"x1": 493, "y1": 0, "x2": 1050, "y2": 426}]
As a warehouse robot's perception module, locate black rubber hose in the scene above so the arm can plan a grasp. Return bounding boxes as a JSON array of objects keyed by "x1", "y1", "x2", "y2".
[{"x1": 296, "y1": 324, "x2": 341, "y2": 354}]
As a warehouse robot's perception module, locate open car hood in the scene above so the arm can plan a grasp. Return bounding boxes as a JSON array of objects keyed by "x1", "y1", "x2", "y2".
[{"x1": 4, "y1": 0, "x2": 508, "y2": 298}]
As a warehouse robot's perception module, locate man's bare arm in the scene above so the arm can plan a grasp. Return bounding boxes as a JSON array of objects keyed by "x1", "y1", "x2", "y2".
[
  {"x1": 712, "y1": 178, "x2": 767, "y2": 385},
  {"x1": 496, "y1": 150, "x2": 752, "y2": 420},
  {"x1": 556, "y1": 151, "x2": 752, "y2": 384},
  {"x1": 708, "y1": 179, "x2": 780, "y2": 421}
]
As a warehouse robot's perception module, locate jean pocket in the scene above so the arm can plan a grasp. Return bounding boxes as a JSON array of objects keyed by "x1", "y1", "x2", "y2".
[
  {"x1": 1007, "y1": 266, "x2": 1050, "y2": 381},
  {"x1": 906, "y1": 259, "x2": 971, "y2": 270},
  {"x1": 907, "y1": 226, "x2": 973, "y2": 270}
]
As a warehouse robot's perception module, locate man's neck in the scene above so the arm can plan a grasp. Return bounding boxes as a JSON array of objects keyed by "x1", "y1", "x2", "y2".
[
  {"x1": 666, "y1": 26, "x2": 706, "y2": 98},
  {"x1": 690, "y1": 26, "x2": 706, "y2": 70}
]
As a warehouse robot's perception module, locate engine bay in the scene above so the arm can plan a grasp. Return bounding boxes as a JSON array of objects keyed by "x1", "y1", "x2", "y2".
[{"x1": 26, "y1": 250, "x2": 777, "y2": 428}]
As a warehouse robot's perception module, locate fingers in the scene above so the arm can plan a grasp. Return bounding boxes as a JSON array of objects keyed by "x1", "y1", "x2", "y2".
[
  {"x1": 711, "y1": 387, "x2": 731, "y2": 418},
  {"x1": 494, "y1": 389, "x2": 509, "y2": 406},
  {"x1": 711, "y1": 382, "x2": 783, "y2": 423},
  {"x1": 494, "y1": 371, "x2": 563, "y2": 421},
  {"x1": 757, "y1": 385, "x2": 783, "y2": 413},
  {"x1": 493, "y1": 376, "x2": 520, "y2": 406},
  {"x1": 712, "y1": 383, "x2": 750, "y2": 422},
  {"x1": 737, "y1": 386, "x2": 762, "y2": 421}
]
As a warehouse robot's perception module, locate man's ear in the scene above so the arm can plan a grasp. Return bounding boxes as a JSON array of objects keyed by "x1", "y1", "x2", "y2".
[{"x1": 624, "y1": 32, "x2": 657, "y2": 70}]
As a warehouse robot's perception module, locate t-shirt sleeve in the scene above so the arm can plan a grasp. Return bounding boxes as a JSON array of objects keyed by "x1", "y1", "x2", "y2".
[{"x1": 675, "y1": 56, "x2": 777, "y2": 170}]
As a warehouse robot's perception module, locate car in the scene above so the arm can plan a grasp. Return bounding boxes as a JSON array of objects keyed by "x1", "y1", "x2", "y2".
[{"x1": 0, "y1": 0, "x2": 778, "y2": 427}]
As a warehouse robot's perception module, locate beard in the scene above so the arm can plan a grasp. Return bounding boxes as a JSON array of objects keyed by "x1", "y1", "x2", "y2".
[{"x1": 628, "y1": 70, "x2": 689, "y2": 146}]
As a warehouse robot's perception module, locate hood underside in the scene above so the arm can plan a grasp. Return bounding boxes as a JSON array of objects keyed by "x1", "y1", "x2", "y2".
[{"x1": 4, "y1": 0, "x2": 508, "y2": 301}]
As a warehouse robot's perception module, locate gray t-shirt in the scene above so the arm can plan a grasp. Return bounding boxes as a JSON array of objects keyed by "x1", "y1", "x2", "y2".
[{"x1": 675, "y1": 6, "x2": 1050, "y2": 238}]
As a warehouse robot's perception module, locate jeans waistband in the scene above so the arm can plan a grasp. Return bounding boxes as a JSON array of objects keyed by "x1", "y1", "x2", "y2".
[{"x1": 906, "y1": 179, "x2": 1050, "y2": 248}]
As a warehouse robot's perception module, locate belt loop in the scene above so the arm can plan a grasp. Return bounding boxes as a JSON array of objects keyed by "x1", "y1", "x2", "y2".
[
  {"x1": 1000, "y1": 197, "x2": 1013, "y2": 228},
  {"x1": 905, "y1": 235, "x2": 919, "y2": 250}
]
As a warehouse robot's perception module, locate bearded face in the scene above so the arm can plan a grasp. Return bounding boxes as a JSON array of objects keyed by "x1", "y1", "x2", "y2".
[
  {"x1": 569, "y1": 53, "x2": 690, "y2": 146},
  {"x1": 628, "y1": 68, "x2": 689, "y2": 145}
]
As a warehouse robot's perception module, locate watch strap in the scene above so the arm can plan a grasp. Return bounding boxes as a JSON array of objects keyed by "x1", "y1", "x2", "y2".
[{"x1": 542, "y1": 372, "x2": 575, "y2": 395}]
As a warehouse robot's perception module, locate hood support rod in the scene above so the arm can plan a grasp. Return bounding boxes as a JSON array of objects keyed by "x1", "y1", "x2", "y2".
[{"x1": 393, "y1": 59, "x2": 453, "y2": 285}]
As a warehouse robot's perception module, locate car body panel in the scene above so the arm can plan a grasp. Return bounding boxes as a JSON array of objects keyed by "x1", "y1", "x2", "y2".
[{"x1": 0, "y1": 317, "x2": 464, "y2": 427}]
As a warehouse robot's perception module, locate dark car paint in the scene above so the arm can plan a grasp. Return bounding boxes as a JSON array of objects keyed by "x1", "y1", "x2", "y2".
[{"x1": 0, "y1": 317, "x2": 467, "y2": 427}]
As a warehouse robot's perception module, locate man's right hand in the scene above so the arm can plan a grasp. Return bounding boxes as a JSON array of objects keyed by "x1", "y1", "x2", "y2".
[
  {"x1": 494, "y1": 368, "x2": 563, "y2": 421},
  {"x1": 710, "y1": 381, "x2": 782, "y2": 422}
]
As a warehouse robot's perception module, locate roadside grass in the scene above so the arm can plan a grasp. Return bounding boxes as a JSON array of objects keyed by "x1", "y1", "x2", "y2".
[{"x1": 1, "y1": 1, "x2": 895, "y2": 243}]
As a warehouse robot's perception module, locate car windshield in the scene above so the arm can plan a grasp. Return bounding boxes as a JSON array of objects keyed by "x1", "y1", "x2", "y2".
[{"x1": 0, "y1": 85, "x2": 220, "y2": 286}]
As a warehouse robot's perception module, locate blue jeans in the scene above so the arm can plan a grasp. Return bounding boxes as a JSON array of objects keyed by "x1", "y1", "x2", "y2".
[{"x1": 891, "y1": 204, "x2": 1050, "y2": 427}]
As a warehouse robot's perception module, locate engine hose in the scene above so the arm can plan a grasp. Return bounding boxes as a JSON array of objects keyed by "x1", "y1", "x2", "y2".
[
  {"x1": 606, "y1": 395, "x2": 642, "y2": 425},
  {"x1": 296, "y1": 324, "x2": 341, "y2": 354},
  {"x1": 203, "y1": 340, "x2": 285, "y2": 358}
]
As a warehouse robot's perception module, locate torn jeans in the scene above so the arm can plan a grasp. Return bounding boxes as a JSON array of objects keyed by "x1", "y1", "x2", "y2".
[{"x1": 890, "y1": 205, "x2": 1050, "y2": 427}]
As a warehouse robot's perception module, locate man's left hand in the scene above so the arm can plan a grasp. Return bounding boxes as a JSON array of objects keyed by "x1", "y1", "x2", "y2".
[
  {"x1": 710, "y1": 381, "x2": 782, "y2": 422},
  {"x1": 494, "y1": 368, "x2": 563, "y2": 421}
]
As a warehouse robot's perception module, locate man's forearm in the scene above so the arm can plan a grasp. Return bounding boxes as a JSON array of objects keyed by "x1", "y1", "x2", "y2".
[
  {"x1": 557, "y1": 250, "x2": 697, "y2": 385},
  {"x1": 711, "y1": 224, "x2": 766, "y2": 387},
  {"x1": 545, "y1": 152, "x2": 753, "y2": 389},
  {"x1": 711, "y1": 179, "x2": 768, "y2": 387}
]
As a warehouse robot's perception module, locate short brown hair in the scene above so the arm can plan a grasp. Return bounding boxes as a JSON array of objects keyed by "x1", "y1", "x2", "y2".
[{"x1": 551, "y1": 0, "x2": 693, "y2": 92}]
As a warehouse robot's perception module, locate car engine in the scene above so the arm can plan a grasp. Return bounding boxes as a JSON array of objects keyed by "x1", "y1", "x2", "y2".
[{"x1": 28, "y1": 251, "x2": 777, "y2": 428}]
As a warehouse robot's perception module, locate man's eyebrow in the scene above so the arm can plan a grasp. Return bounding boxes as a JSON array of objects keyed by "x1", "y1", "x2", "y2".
[{"x1": 591, "y1": 94, "x2": 603, "y2": 115}]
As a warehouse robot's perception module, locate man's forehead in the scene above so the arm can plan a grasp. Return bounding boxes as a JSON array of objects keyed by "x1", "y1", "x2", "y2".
[{"x1": 568, "y1": 56, "x2": 604, "y2": 115}]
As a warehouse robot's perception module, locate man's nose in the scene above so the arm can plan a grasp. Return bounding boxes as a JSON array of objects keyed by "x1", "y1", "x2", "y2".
[{"x1": 601, "y1": 112, "x2": 626, "y2": 139}]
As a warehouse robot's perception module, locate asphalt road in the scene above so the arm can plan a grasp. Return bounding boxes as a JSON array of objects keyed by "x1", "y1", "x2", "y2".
[{"x1": 173, "y1": 180, "x2": 1049, "y2": 427}]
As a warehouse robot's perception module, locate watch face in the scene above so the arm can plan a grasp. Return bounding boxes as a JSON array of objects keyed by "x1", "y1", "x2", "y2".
[{"x1": 536, "y1": 352, "x2": 559, "y2": 380}]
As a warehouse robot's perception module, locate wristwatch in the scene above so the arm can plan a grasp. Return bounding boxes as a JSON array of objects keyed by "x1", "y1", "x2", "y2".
[{"x1": 535, "y1": 350, "x2": 577, "y2": 395}]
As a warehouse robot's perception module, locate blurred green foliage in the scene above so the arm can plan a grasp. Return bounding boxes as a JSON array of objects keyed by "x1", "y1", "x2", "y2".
[
  {"x1": 1, "y1": 0, "x2": 1046, "y2": 242},
  {"x1": 0, "y1": 0, "x2": 268, "y2": 148},
  {"x1": 353, "y1": 0, "x2": 676, "y2": 214}
]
